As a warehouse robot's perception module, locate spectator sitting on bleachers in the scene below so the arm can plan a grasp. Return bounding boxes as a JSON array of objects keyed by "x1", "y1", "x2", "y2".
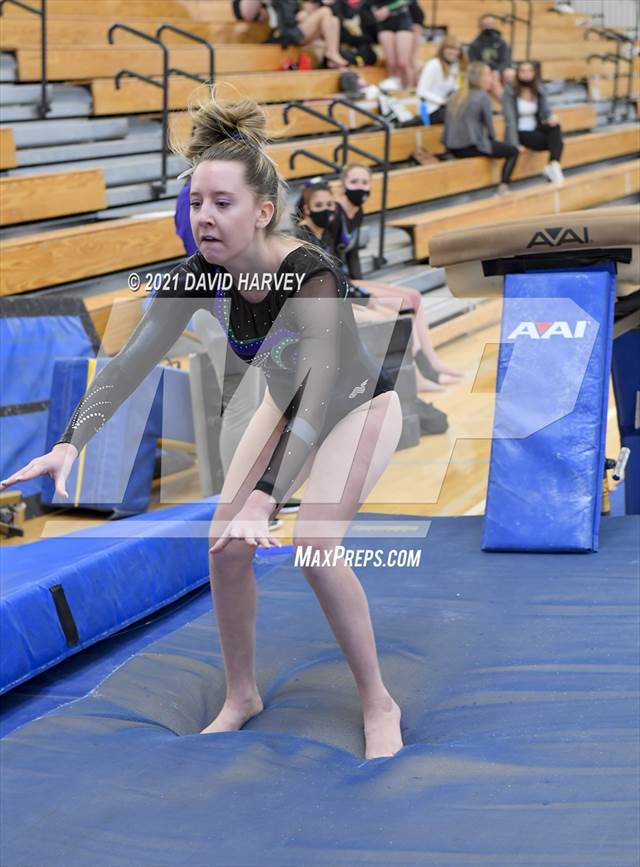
[
  {"x1": 443, "y1": 61, "x2": 520, "y2": 196},
  {"x1": 416, "y1": 35, "x2": 466, "y2": 125},
  {"x1": 370, "y1": 0, "x2": 417, "y2": 90},
  {"x1": 467, "y1": 13, "x2": 514, "y2": 99},
  {"x1": 331, "y1": 0, "x2": 378, "y2": 66},
  {"x1": 256, "y1": 0, "x2": 347, "y2": 66},
  {"x1": 293, "y1": 0, "x2": 349, "y2": 67},
  {"x1": 502, "y1": 60, "x2": 565, "y2": 186}
]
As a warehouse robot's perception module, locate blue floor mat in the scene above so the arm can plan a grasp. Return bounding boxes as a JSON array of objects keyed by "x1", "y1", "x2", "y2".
[
  {"x1": 1, "y1": 499, "x2": 222, "y2": 695},
  {"x1": 0, "y1": 547, "x2": 291, "y2": 739},
  {"x1": 1, "y1": 515, "x2": 638, "y2": 867}
]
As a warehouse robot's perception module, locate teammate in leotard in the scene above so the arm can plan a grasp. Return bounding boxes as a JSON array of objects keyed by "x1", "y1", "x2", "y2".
[{"x1": 1, "y1": 94, "x2": 404, "y2": 760}]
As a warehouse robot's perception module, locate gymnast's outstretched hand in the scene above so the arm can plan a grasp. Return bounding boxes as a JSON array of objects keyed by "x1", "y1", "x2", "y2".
[
  {"x1": 210, "y1": 490, "x2": 281, "y2": 552},
  {"x1": 0, "y1": 442, "x2": 78, "y2": 500}
]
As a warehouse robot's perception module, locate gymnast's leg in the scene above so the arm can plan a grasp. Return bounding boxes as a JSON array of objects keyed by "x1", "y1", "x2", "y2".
[
  {"x1": 202, "y1": 391, "x2": 315, "y2": 734},
  {"x1": 292, "y1": 390, "x2": 405, "y2": 759}
]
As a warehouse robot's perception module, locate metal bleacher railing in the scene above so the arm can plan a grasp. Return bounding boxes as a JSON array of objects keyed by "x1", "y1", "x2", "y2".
[
  {"x1": 0, "y1": 0, "x2": 49, "y2": 117},
  {"x1": 286, "y1": 99, "x2": 391, "y2": 269},
  {"x1": 496, "y1": 0, "x2": 533, "y2": 62},
  {"x1": 108, "y1": 21, "x2": 216, "y2": 198},
  {"x1": 585, "y1": 26, "x2": 637, "y2": 122}
]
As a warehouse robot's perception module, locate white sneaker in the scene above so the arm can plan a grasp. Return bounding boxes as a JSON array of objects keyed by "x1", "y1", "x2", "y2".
[
  {"x1": 542, "y1": 163, "x2": 556, "y2": 184},
  {"x1": 550, "y1": 160, "x2": 565, "y2": 185},
  {"x1": 379, "y1": 76, "x2": 402, "y2": 93},
  {"x1": 543, "y1": 161, "x2": 564, "y2": 185}
]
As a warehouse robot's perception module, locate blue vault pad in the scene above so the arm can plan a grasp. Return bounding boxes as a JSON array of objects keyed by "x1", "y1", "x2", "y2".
[
  {"x1": 0, "y1": 296, "x2": 99, "y2": 507},
  {"x1": 483, "y1": 266, "x2": 616, "y2": 553},
  {"x1": 0, "y1": 499, "x2": 218, "y2": 695},
  {"x1": 1, "y1": 515, "x2": 638, "y2": 867},
  {"x1": 43, "y1": 359, "x2": 195, "y2": 517}
]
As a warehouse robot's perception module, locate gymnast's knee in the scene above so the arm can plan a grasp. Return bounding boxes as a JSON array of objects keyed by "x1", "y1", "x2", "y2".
[{"x1": 209, "y1": 540, "x2": 256, "y2": 579}]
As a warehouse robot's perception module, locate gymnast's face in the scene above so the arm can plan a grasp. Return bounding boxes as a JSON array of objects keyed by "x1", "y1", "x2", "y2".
[{"x1": 189, "y1": 160, "x2": 274, "y2": 266}]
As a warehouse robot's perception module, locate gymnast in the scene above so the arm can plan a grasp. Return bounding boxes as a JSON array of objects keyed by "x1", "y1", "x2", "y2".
[{"x1": 0, "y1": 92, "x2": 404, "y2": 760}]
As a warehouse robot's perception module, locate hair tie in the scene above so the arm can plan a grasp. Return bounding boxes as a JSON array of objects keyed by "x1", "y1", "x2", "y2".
[{"x1": 175, "y1": 124, "x2": 262, "y2": 179}]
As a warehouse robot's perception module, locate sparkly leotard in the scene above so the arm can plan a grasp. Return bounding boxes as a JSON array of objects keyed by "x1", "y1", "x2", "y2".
[{"x1": 57, "y1": 244, "x2": 394, "y2": 503}]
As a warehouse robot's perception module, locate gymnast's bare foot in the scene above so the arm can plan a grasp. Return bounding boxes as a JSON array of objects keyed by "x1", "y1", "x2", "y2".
[
  {"x1": 200, "y1": 692, "x2": 264, "y2": 734},
  {"x1": 363, "y1": 693, "x2": 403, "y2": 759}
]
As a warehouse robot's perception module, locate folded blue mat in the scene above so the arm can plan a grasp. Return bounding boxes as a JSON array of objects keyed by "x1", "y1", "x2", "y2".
[
  {"x1": 1, "y1": 499, "x2": 217, "y2": 695},
  {"x1": 1, "y1": 515, "x2": 638, "y2": 867}
]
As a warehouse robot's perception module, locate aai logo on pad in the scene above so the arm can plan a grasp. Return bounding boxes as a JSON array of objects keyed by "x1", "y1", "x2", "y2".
[
  {"x1": 507, "y1": 321, "x2": 588, "y2": 340},
  {"x1": 526, "y1": 226, "x2": 590, "y2": 248}
]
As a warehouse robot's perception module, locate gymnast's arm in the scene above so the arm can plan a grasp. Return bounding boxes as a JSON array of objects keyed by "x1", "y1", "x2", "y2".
[
  {"x1": 253, "y1": 269, "x2": 342, "y2": 505},
  {"x1": 55, "y1": 291, "x2": 199, "y2": 454}
]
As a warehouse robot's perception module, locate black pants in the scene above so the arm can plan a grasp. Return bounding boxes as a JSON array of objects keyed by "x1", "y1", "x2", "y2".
[
  {"x1": 518, "y1": 124, "x2": 564, "y2": 162},
  {"x1": 429, "y1": 105, "x2": 446, "y2": 124},
  {"x1": 449, "y1": 140, "x2": 519, "y2": 184}
]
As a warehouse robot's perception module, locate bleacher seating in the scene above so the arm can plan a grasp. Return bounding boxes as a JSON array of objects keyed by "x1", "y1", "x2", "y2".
[
  {"x1": 2, "y1": 126, "x2": 636, "y2": 294},
  {"x1": 0, "y1": 167, "x2": 106, "y2": 225},
  {"x1": 0, "y1": 0, "x2": 637, "y2": 343},
  {"x1": 0, "y1": 128, "x2": 17, "y2": 169}
]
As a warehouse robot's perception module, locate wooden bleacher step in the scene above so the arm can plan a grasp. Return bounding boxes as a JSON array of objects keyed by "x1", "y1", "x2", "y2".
[
  {"x1": 0, "y1": 168, "x2": 107, "y2": 225},
  {"x1": 390, "y1": 160, "x2": 640, "y2": 259}
]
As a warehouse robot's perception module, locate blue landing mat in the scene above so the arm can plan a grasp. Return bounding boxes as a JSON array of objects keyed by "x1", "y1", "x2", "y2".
[
  {"x1": 2, "y1": 515, "x2": 639, "y2": 867},
  {"x1": 0, "y1": 548, "x2": 291, "y2": 739},
  {"x1": 1, "y1": 499, "x2": 219, "y2": 695}
]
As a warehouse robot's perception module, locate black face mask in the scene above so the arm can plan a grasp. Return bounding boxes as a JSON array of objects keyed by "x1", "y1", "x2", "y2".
[
  {"x1": 482, "y1": 28, "x2": 500, "y2": 37},
  {"x1": 517, "y1": 76, "x2": 535, "y2": 88},
  {"x1": 345, "y1": 188, "x2": 369, "y2": 207},
  {"x1": 309, "y1": 209, "x2": 333, "y2": 229}
]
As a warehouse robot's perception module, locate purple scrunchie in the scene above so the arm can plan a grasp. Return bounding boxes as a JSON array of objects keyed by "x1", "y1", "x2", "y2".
[{"x1": 174, "y1": 180, "x2": 198, "y2": 256}]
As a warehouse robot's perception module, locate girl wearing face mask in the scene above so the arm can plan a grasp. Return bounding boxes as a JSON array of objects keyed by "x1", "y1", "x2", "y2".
[
  {"x1": 335, "y1": 164, "x2": 464, "y2": 389},
  {"x1": 416, "y1": 36, "x2": 467, "y2": 125},
  {"x1": 294, "y1": 180, "x2": 339, "y2": 255},
  {"x1": 295, "y1": 179, "x2": 382, "y2": 314},
  {"x1": 502, "y1": 60, "x2": 564, "y2": 186},
  {"x1": 333, "y1": 163, "x2": 371, "y2": 281}
]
